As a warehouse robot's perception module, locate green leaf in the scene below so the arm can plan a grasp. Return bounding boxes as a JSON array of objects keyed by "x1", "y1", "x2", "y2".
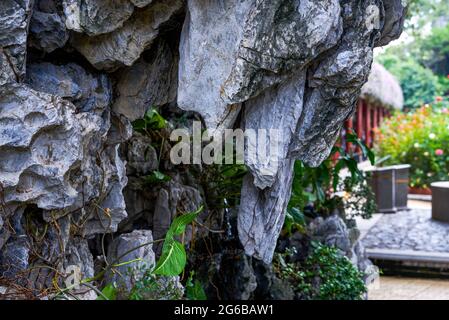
[
  {"x1": 186, "y1": 272, "x2": 207, "y2": 300},
  {"x1": 287, "y1": 207, "x2": 306, "y2": 227},
  {"x1": 145, "y1": 109, "x2": 167, "y2": 130},
  {"x1": 153, "y1": 206, "x2": 203, "y2": 276},
  {"x1": 153, "y1": 241, "x2": 186, "y2": 276},
  {"x1": 144, "y1": 170, "x2": 171, "y2": 184},
  {"x1": 97, "y1": 283, "x2": 117, "y2": 300},
  {"x1": 167, "y1": 206, "x2": 203, "y2": 238}
]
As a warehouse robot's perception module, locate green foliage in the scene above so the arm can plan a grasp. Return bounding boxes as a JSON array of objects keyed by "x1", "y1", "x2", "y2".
[
  {"x1": 375, "y1": 105, "x2": 449, "y2": 189},
  {"x1": 286, "y1": 131, "x2": 375, "y2": 221},
  {"x1": 129, "y1": 271, "x2": 184, "y2": 300},
  {"x1": 154, "y1": 206, "x2": 203, "y2": 276},
  {"x1": 143, "y1": 170, "x2": 171, "y2": 184},
  {"x1": 97, "y1": 283, "x2": 118, "y2": 300},
  {"x1": 306, "y1": 242, "x2": 366, "y2": 300},
  {"x1": 377, "y1": 54, "x2": 443, "y2": 109},
  {"x1": 275, "y1": 243, "x2": 366, "y2": 300},
  {"x1": 200, "y1": 164, "x2": 247, "y2": 210},
  {"x1": 133, "y1": 108, "x2": 167, "y2": 133},
  {"x1": 185, "y1": 272, "x2": 207, "y2": 300},
  {"x1": 419, "y1": 24, "x2": 449, "y2": 79},
  {"x1": 405, "y1": 0, "x2": 449, "y2": 35}
]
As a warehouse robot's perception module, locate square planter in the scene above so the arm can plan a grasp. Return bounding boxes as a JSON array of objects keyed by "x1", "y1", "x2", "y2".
[
  {"x1": 431, "y1": 182, "x2": 449, "y2": 222},
  {"x1": 366, "y1": 164, "x2": 411, "y2": 213}
]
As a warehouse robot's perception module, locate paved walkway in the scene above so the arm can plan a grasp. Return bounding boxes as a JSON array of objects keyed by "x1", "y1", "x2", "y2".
[
  {"x1": 361, "y1": 200, "x2": 449, "y2": 252},
  {"x1": 369, "y1": 276, "x2": 449, "y2": 300}
]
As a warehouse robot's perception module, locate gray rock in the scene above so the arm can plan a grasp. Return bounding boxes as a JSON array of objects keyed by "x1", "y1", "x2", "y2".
[
  {"x1": 377, "y1": 0, "x2": 407, "y2": 47},
  {"x1": 222, "y1": 0, "x2": 343, "y2": 104},
  {"x1": 311, "y1": 215, "x2": 352, "y2": 254},
  {"x1": 238, "y1": 159, "x2": 295, "y2": 264},
  {"x1": 105, "y1": 230, "x2": 155, "y2": 295},
  {"x1": 178, "y1": 0, "x2": 252, "y2": 130},
  {"x1": 0, "y1": 79, "x2": 127, "y2": 235},
  {"x1": 126, "y1": 134, "x2": 159, "y2": 176},
  {"x1": 152, "y1": 189, "x2": 173, "y2": 244},
  {"x1": 152, "y1": 181, "x2": 202, "y2": 243},
  {"x1": 0, "y1": 0, "x2": 33, "y2": 85},
  {"x1": 24, "y1": 62, "x2": 127, "y2": 236},
  {"x1": 0, "y1": 83, "x2": 84, "y2": 210},
  {"x1": 26, "y1": 62, "x2": 112, "y2": 113},
  {"x1": 71, "y1": 0, "x2": 184, "y2": 71},
  {"x1": 253, "y1": 260, "x2": 295, "y2": 300},
  {"x1": 237, "y1": 0, "x2": 405, "y2": 263},
  {"x1": 63, "y1": 0, "x2": 135, "y2": 36},
  {"x1": 130, "y1": 0, "x2": 153, "y2": 7},
  {"x1": 113, "y1": 39, "x2": 178, "y2": 121},
  {"x1": 0, "y1": 208, "x2": 28, "y2": 282},
  {"x1": 243, "y1": 72, "x2": 306, "y2": 189},
  {"x1": 29, "y1": 1, "x2": 69, "y2": 53}
]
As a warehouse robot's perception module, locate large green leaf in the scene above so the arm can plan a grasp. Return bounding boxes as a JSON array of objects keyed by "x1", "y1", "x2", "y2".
[
  {"x1": 153, "y1": 206, "x2": 203, "y2": 276},
  {"x1": 153, "y1": 241, "x2": 186, "y2": 276}
]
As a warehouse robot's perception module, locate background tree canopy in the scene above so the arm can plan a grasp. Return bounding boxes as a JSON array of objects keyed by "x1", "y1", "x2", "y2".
[{"x1": 376, "y1": 0, "x2": 449, "y2": 109}]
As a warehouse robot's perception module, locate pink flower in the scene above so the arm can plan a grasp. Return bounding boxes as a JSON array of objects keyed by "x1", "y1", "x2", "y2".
[
  {"x1": 436, "y1": 149, "x2": 444, "y2": 156},
  {"x1": 436, "y1": 96, "x2": 444, "y2": 102}
]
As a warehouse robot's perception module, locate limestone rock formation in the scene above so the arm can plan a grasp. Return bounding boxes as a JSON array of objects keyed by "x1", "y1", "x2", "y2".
[
  {"x1": 0, "y1": 0, "x2": 33, "y2": 85},
  {"x1": 63, "y1": 0, "x2": 135, "y2": 36},
  {"x1": 113, "y1": 39, "x2": 178, "y2": 121},
  {"x1": 71, "y1": 0, "x2": 184, "y2": 71},
  {"x1": 0, "y1": 0, "x2": 406, "y2": 297},
  {"x1": 29, "y1": 0, "x2": 69, "y2": 53},
  {"x1": 105, "y1": 230, "x2": 155, "y2": 294}
]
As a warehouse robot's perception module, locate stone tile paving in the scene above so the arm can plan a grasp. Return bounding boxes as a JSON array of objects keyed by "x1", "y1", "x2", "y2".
[
  {"x1": 369, "y1": 276, "x2": 449, "y2": 300},
  {"x1": 362, "y1": 209, "x2": 449, "y2": 252}
]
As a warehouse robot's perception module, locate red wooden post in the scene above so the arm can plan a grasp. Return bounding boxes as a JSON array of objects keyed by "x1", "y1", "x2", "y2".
[
  {"x1": 356, "y1": 100, "x2": 364, "y2": 157},
  {"x1": 379, "y1": 107, "x2": 384, "y2": 125},
  {"x1": 365, "y1": 102, "x2": 372, "y2": 147},
  {"x1": 377, "y1": 107, "x2": 382, "y2": 126},
  {"x1": 372, "y1": 105, "x2": 378, "y2": 142},
  {"x1": 356, "y1": 100, "x2": 363, "y2": 139},
  {"x1": 345, "y1": 115, "x2": 354, "y2": 154}
]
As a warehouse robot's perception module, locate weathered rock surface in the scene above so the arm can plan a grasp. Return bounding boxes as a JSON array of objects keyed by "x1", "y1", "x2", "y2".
[
  {"x1": 71, "y1": 0, "x2": 184, "y2": 71},
  {"x1": 0, "y1": 0, "x2": 33, "y2": 85},
  {"x1": 178, "y1": 0, "x2": 251, "y2": 130},
  {"x1": 0, "y1": 60, "x2": 128, "y2": 287},
  {"x1": 238, "y1": 0, "x2": 405, "y2": 263},
  {"x1": 113, "y1": 39, "x2": 178, "y2": 121},
  {"x1": 238, "y1": 159, "x2": 295, "y2": 263},
  {"x1": 63, "y1": 0, "x2": 134, "y2": 36},
  {"x1": 26, "y1": 62, "x2": 112, "y2": 112},
  {"x1": 29, "y1": 0, "x2": 69, "y2": 53},
  {"x1": 0, "y1": 0, "x2": 405, "y2": 298},
  {"x1": 105, "y1": 230, "x2": 155, "y2": 294}
]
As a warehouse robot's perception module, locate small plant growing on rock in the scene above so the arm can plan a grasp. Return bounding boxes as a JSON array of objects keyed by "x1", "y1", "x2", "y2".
[{"x1": 274, "y1": 242, "x2": 366, "y2": 300}]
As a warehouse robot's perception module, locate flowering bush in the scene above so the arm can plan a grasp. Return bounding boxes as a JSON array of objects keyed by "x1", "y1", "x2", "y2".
[{"x1": 375, "y1": 104, "x2": 449, "y2": 189}]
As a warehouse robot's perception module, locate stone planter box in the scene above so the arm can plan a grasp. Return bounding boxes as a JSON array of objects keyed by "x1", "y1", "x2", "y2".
[
  {"x1": 431, "y1": 182, "x2": 449, "y2": 222},
  {"x1": 366, "y1": 164, "x2": 411, "y2": 213}
]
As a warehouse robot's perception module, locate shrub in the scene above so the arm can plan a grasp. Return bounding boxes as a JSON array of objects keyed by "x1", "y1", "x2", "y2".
[
  {"x1": 375, "y1": 105, "x2": 449, "y2": 189},
  {"x1": 275, "y1": 243, "x2": 366, "y2": 300},
  {"x1": 285, "y1": 132, "x2": 376, "y2": 227}
]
